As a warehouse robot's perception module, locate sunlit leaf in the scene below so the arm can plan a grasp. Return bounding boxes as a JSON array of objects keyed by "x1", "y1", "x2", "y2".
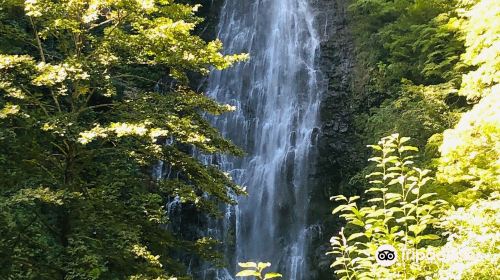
[
  {"x1": 238, "y1": 262, "x2": 257, "y2": 268},
  {"x1": 264, "y1": 272, "x2": 282, "y2": 279},
  {"x1": 236, "y1": 270, "x2": 260, "y2": 277}
]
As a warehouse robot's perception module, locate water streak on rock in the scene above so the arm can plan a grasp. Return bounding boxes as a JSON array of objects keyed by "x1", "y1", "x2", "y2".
[{"x1": 203, "y1": 0, "x2": 323, "y2": 278}]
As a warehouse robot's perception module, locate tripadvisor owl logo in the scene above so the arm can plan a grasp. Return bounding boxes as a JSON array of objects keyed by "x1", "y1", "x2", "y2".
[{"x1": 375, "y1": 244, "x2": 397, "y2": 266}]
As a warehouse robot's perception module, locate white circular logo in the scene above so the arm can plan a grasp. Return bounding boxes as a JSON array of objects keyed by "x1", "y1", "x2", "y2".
[{"x1": 375, "y1": 244, "x2": 397, "y2": 266}]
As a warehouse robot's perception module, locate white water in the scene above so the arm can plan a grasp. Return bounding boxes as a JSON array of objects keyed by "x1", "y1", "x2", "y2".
[{"x1": 202, "y1": 0, "x2": 322, "y2": 278}]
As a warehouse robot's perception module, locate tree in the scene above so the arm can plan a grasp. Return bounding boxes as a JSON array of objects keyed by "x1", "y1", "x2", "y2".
[
  {"x1": 452, "y1": 0, "x2": 500, "y2": 101},
  {"x1": 0, "y1": 0, "x2": 246, "y2": 278},
  {"x1": 437, "y1": 93, "x2": 499, "y2": 205}
]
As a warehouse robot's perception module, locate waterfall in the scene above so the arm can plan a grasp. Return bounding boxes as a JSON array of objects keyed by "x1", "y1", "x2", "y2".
[{"x1": 203, "y1": 0, "x2": 322, "y2": 278}]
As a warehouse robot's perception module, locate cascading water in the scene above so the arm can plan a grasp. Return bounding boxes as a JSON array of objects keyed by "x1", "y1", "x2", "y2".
[{"x1": 201, "y1": 0, "x2": 323, "y2": 278}]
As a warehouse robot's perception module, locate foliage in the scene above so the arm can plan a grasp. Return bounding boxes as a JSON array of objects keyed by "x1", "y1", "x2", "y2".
[
  {"x1": 329, "y1": 134, "x2": 447, "y2": 280},
  {"x1": 377, "y1": 1, "x2": 464, "y2": 86},
  {"x1": 0, "y1": 0, "x2": 246, "y2": 278},
  {"x1": 339, "y1": 0, "x2": 500, "y2": 279},
  {"x1": 453, "y1": 0, "x2": 500, "y2": 101},
  {"x1": 347, "y1": 0, "x2": 468, "y2": 190},
  {"x1": 348, "y1": 0, "x2": 498, "y2": 195},
  {"x1": 357, "y1": 82, "x2": 459, "y2": 148},
  {"x1": 432, "y1": 0, "x2": 500, "y2": 206},
  {"x1": 437, "y1": 92, "x2": 500, "y2": 205},
  {"x1": 349, "y1": 0, "x2": 464, "y2": 88},
  {"x1": 434, "y1": 193, "x2": 500, "y2": 280},
  {"x1": 235, "y1": 261, "x2": 282, "y2": 280}
]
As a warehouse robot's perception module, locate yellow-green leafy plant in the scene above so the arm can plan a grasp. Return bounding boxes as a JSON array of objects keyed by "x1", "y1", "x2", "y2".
[
  {"x1": 437, "y1": 85, "x2": 500, "y2": 206},
  {"x1": 328, "y1": 134, "x2": 447, "y2": 279},
  {"x1": 236, "y1": 262, "x2": 282, "y2": 280},
  {"x1": 434, "y1": 192, "x2": 500, "y2": 279},
  {"x1": 452, "y1": 0, "x2": 500, "y2": 101}
]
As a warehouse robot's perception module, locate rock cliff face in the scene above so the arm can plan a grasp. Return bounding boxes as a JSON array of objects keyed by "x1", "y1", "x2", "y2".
[
  {"x1": 314, "y1": 0, "x2": 362, "y2": 197},
  {"x1": 186, "y1": 0, "x2": 225, "y2": 41},
  {"x1": 307, "y1": 0, "x2": 363, "y2": 278}
]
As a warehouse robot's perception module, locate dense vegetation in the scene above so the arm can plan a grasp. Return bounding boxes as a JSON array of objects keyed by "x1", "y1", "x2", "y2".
[
  {"x1": 0, "y1": 0, "x2": 246, "y2": 278},
  {"x1": 0, "y1": 0, "x2": 498, "y2": 279},
  {"x1": 328, "y1": 0, "x2": 498, "y2": 279}
]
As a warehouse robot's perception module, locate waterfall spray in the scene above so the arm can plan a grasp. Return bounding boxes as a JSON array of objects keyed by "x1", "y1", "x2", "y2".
[{"x1": 203, "y1": 0, "x2": 323, "y2": 278}]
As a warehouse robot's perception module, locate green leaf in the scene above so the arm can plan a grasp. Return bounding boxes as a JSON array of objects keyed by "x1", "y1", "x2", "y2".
[
  {"x1": 348, "y1": 196, "x2": 361, "y2": 203},
  {"x1": 422, "y1": 234, "x2": 440, "y2": 240},
  {"x1": 369, "y1": 180, "x2": 383, "y2": 184},
  {"x1": 383, "y1": 156, "x2": 399, "y2": 164},
  {"x1": 368, "y1": 157, "x2": 382, "y2": 162},
  {"x1": 387, "y1": 166, "x2": 402, "y2": 171},
  {"x1": 409, "y1": 224, "x2": 426, "y2": 235},
  {"x1": 386, "y1": 197, "x2": 400, "y2": 205},
  {"x1": 388, "y1": 178, "x2": 401, "y2": 186},
  {"x1": 236, "y1": 270, "x2": 260, "y2": 277},
  {"x1": 331, "y1": 195, "x2": 348, "y2": 202},
  {"x1": 400, "y1": 137, "x2": 411, "y2": 144},
  {"x1": 350, "y1": 219, "x2": 364, "y2": 227},
  {"x1": 415, "y1": 234, "x2": 440, "y2": 244},
  {"x1": 366, "y1": 172, "x2": 384, "y2": 178},
  {"x1": 418, "y1": 193, "x2": 436, "y2": 200},
  {"x1": 402, "y1": 160, "x2": 415, "y2": 166},
  {"x1": 347, "y1": 232, "x2": 366, "y2": 242},
  {"x1": 332, "y1": 204, "x2": 346, "y2": 215},
  {"x1": 399, "y1": 146, "x2": 418, "y2": 152},
  {"x1": 238, "y1": 262, "x2": 257, "y2": 268},
  {"x1": 258, "y1": 262, "x2": 271, "y2": 270},
  {"x1": 264, "y1": 272, "x2": 282, "y2": 279},
  {"x1": 396, "y1": 216, "x2": 416, "y2": 223},
  {"x1": 418, "y1": 177, "x2": 432, "y2": 186},
  {"x1": 365, "y1": 187, "x2": 382, "y2": 193},
  {"x1": 385, "y1": 193, "x2": 401, "y2": 199},
  {"x1": 367, "y1": 145, "x2": 382, "y2": 151}
]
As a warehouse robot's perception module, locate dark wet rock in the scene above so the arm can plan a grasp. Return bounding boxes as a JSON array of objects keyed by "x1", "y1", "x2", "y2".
[{"x1": 307, "y1": 0, "x2": 366, "y2": 278}]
